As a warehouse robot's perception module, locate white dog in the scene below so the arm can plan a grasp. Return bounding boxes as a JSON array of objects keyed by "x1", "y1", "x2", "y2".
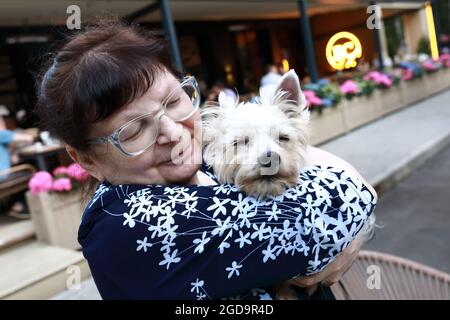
[{"x1": 202, "y1": 70, "x2": 310, "y2": 199}]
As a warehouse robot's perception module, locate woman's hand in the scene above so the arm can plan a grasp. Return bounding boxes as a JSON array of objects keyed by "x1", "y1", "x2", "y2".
[{"x1": 286, "y1": 236, "x2": 363, "y2": 294}]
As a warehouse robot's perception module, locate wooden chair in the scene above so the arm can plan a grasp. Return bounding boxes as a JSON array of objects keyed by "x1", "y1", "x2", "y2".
[
  {"x1": 331, "y1": 250, "x2": 450, "y2": 300},
  {"x1": 0, "y1": 164, "x2": 36, "y2": 201}
]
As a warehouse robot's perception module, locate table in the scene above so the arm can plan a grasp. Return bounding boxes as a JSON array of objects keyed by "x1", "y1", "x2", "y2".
[{"x1": 18, "y1": 143, "x2": 66, "y2": 171}]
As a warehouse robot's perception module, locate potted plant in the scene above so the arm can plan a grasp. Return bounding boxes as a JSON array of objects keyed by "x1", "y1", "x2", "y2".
[
  {"x1": 304, "y1": 80, "x2": 346, "y2": 145},
  {"x1": 25, "y1": 163, "x2": 90, "y2": 250},
  {"x1": 439, "y1": 53, "x2": 450, "y2": 88},
  {"x1": 364, "y1": 70, "x2": 404, "y2": 116},
  {"x1": 398, "y1": 61, "x2": 429, "y2": 105},
  {"x1": 420, "y1": 58, "x2": 446, "y2": 95},
  {"x1": 339, "y1": 78, "x2": 380, "y2": 131}
]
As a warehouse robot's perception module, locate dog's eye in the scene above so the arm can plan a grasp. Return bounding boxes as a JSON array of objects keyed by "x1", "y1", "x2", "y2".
[{"x1": 279, "y1": 135, "x2": 290, "y2": 142}]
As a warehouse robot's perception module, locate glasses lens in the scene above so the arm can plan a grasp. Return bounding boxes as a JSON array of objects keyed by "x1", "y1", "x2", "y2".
[
  {"x1": 165, "y1": 78, "x2": 200, "y2": 121},
  {"x1": 118, "y1": 115, "x2": 158, "y2": 154}
]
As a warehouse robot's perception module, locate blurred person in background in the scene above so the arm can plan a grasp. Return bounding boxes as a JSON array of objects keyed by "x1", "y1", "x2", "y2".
[
  {"x1": 260, "y1": 64, "x2": 282, "y2": 90},
  {"x1": 0, "y1": 105, "x2": 37, "y2": 218}
]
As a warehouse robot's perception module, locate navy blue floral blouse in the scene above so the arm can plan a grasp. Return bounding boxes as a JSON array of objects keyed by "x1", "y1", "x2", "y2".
[{"x1": 78, "y1": 164, "x2": 377, "y2": 300}]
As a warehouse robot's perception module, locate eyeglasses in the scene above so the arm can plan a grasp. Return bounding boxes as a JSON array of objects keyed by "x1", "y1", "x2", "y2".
[{"x1": 86, "y1": 76, "x2": 200, "y2": 157}]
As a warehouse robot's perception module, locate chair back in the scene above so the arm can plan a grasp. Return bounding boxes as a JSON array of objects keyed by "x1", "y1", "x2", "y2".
[
  {"x1": 331, "y1": 250, "x2": 450, "y2": 300},
  {"x1": 0, "y1": 164, "x2": 36, "y2": 201}
]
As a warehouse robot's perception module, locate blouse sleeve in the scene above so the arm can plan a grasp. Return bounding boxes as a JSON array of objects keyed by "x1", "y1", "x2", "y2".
[{"x1": 79, "y1": 165, "x2": 377, "y2": 300}]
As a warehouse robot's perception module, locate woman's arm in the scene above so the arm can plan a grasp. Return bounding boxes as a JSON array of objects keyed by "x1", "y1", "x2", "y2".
[
  {"x1": 287, "y1": 146, "x2": 377, "y2": 294},
  {"x1": 286, "y1": 235, "x2": 363, "y2": 292},
  {"x1": 305, "y1": 146, "x2": 378, "y2": 202}
]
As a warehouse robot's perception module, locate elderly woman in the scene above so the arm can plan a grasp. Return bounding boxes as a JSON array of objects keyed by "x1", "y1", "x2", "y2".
[{"x1": 36, "y1": 21, "x2": 377, "y2": 300}]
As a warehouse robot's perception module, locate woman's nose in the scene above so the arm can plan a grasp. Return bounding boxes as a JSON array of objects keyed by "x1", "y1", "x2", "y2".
[{"x1": 157, "y1": 115, "x2": 183, "y2": 144}]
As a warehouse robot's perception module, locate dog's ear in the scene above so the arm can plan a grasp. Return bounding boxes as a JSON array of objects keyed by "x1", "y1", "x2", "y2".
[
  {"x1": 274, "y1": 69, "x2": 306, "y2": 107},
  {"x1": 272, "y1": 70, "x2": 309, "y2": 121}
]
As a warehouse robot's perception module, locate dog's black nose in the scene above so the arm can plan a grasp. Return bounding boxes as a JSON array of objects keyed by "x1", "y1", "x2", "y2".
[
  {"x1": 265, "y1": 151, "x2": 274, "y2": 160},
  {"x1": 258, "y1": 151, "x2": 281, "y2": 168}
]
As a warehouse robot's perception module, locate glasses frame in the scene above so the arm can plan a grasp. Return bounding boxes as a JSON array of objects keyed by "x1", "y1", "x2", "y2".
[{"x1": 85, "y1": 76, "x2": 200, "y2": 157}]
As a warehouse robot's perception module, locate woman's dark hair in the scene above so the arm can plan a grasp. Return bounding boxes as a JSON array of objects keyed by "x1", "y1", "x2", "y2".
[
  {"x1": 35, "y1": 19, "x2": 181, "y2": 197},
  {"x1": 36, "y1": 19, "x2": 180, "y2": 151}
]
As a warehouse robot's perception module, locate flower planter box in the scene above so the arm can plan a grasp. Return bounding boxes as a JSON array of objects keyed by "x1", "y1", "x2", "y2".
[
  {"x1": 424, "y1": 72, "x2": 447, "y2": 96},
  {"x1": 341, "y1": 92, "x2": 380, "y2": 131},
  {"x1": 309, "y1": 105, "x2": 346, "y2": 145},
  {"x1": 442, "y1": 68, "x2": 450, "y2": 89},
  {"x1": 431, "y1": 68, "x2": 450, "y2": 93},
  {"x1": 378, "y1": 85, "x2": 405, "y2": 116},
  {"x1": 26, "y1": 190, "x2": 85, "y2": 250},
  {"x1": 401, "y1": 77, "x2": 429, "y2": 106}
]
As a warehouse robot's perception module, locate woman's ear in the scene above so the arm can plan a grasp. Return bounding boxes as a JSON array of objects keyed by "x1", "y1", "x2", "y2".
[{"x1": 65, "y1": 145, "x2": 103, "y2": 181}]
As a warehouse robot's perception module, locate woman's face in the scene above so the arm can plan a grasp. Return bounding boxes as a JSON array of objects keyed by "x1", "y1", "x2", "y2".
[{"x1": 77, "y1": 70, "x2": 203, "y2": 186}]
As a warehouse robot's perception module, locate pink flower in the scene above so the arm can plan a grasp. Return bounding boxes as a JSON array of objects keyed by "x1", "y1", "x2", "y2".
[
  {"x1": 65, "y1": 163, "x2": 90, "y2": 182},
  {"x1": 363, "y1": 71, "x2": 380, "y2": 81},
  {"x1": 422, "y1": 61, "x2": 437, "y2": 72},
  {"x1": 439, "y1": 53, "x2": 450, "y2": 62},
  {"x1": 52, "y1": 166, "x2": 67, "y2": 176},
  {"x1": 340, "y1": 80, "x2": 360, "y2": 95},
  {"x1": 439, "y1": 54, "x2": 450, "y2": 68},
  {"x1": 28, "y1": 171, "x2": 53, "y2": 195},
  {"x1": 402, "y1": 69, "x2": 414, "y2": 81},
  {"x1": 304, "y1": 90, "x2": 322, "y2": 108},
  {"x1": 364, "y1": 71, "x2": 393, "y2": 87},
  {"x1": 52, "y1": 178, "x2": 72, "y2": 192}
]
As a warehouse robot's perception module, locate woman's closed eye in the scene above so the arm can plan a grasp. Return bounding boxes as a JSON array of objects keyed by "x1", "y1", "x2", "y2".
[
  {"x1": 121, "y1": 120, "x2": 147, "y2": 142},
  {"x1": 166, "y1": 97, "x2": 181, "y2": 109}
]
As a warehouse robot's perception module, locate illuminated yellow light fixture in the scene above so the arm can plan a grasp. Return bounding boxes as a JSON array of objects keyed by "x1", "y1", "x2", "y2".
[
  {"x1": 425, "y1": 2, "x2": 439, "y2": 60},
  {"x1": 225, "y1": 64, "x2": 234, "y2": 84},
  {"x1": 282, "y1": 59, "x2": 289, "y2": 72},
  {"x1": 326, "y1": 31, "x2": 362, "y2": 71}
]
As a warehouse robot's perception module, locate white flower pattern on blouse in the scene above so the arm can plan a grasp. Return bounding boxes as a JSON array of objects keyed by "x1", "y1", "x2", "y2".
[{"x1": 85, "y1": 164, "x2": 377, "y2": 300}]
